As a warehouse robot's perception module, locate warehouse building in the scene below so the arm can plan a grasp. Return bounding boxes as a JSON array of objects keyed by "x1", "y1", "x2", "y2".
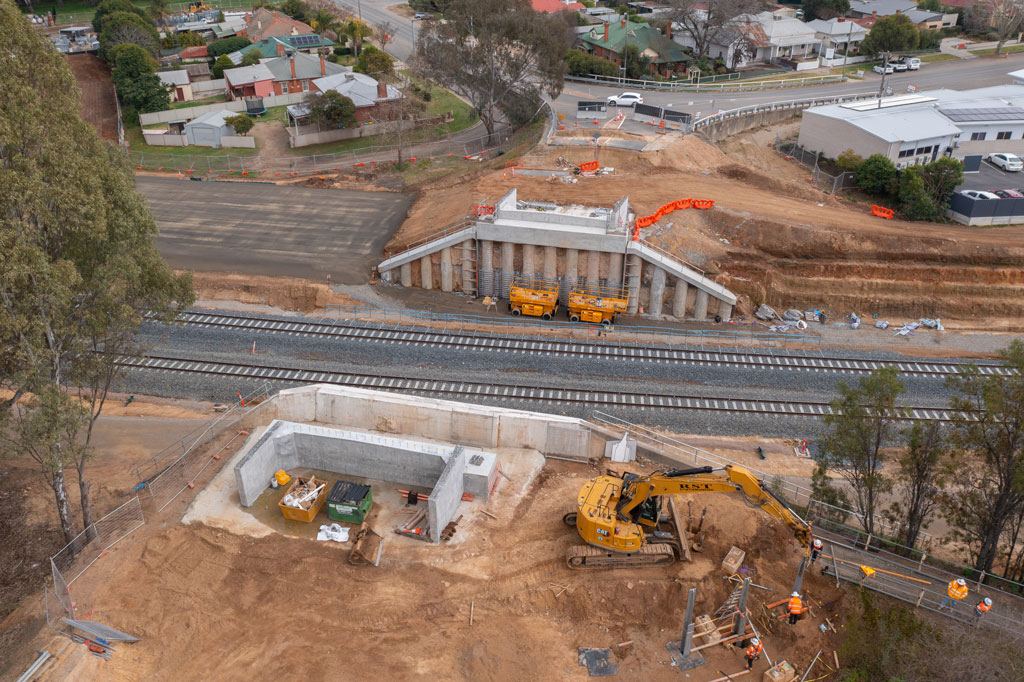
[{"x1": 797, "y1": 78, "x2": 1024, "y2": 167}]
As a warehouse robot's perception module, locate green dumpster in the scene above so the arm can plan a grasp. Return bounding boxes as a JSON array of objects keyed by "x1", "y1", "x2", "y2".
[{"x1": 326, "y1": 480, "x2": 372, "y2": 524}]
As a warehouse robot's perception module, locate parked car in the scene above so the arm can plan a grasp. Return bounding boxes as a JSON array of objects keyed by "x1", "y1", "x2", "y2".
[
  {"x1": 606, "y1": 92, "x2": 644, "y2": 107},
  {"x1": 892, "y1": 61, "x2": 908, "y2": 72},
  {"x1": 959, "y1": 189, "x2": 1001, "y2": 200},
  {"x1": 901, "y1": 56, "x2": 921, "y2": 70},
  {"x1": 413, "y1": 11, "x2": 431, "y2": 19},
  {"x1": 873, "y1": 64, "x2": 895, "y2": 74},
  {"x1": 992, "y1": 189, "x2": 1024, "y2": 198},
  {"x1": 988, "y1": 152, "x2": 1024, "y2": 171}
]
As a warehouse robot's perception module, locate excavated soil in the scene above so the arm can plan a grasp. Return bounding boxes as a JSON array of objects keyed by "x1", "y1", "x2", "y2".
[
  {"x1": 8, "y1": 449, "x2": 846, "y2": 681},
  {"x1": 188, "y1": 271, "x2": 360, "y2": 313},
  {"x1": 387, "y1": 126, "x2": 1024, "y2": 327}
]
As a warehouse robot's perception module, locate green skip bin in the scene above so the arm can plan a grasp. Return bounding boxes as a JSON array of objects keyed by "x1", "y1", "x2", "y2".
[{"x1": 326, "y1": 480, "x2": 373, "y2": 524}]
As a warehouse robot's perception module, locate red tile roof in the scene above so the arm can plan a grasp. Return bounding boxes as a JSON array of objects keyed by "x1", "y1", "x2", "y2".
[
  {"x1": 179, "y1": 45, "x2": 208, "y2": 59},
  {"x1": 531, "y1": 0, "x2": 584, "y2": 12},
  {"x1": 246, "y1": 8, "x2": 316, "y2": 42}
]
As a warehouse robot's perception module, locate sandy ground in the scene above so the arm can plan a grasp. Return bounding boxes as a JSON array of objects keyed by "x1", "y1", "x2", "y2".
[
  {"x1": 384, "y1": 123, "x2": 1024, "y2": 327},
  {"x1": 188, "y1": 271, "x2": 361, "y2": 313},
  {"x1": 3, "y1": 395, "x2": 852, "y2": 681}
]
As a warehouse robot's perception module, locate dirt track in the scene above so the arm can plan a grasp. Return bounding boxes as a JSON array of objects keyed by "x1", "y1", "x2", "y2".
[
  {"x1": 385, "y1": 126, "x2": 1024, "y2": 326},
  {"x1": 67, "y1": 54, "x2": 118, "y2": 142}
]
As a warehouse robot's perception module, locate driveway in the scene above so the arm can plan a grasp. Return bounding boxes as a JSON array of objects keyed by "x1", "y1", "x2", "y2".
[
  {"x1": 958, "y1": 155, "x2": 1024, "y2": 192},
  {"x1": 137, "y1": 176, "x2": 413, "y2": 283}
]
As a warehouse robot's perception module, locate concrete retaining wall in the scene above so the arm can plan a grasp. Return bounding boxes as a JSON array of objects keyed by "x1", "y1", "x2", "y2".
[
  {"x1": 429, "y1": 447, "x2": 466, "y2": 543},
  {"x1": 697, "y1": 108, "x2": 802, "y2": 143},
  {"x1": 233, "y1": 419, "x2": 497, "y2": 509}
]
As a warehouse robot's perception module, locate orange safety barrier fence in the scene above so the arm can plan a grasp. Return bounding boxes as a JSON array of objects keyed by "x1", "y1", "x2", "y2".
[
  {"x1": 871, "y1": 205, "x2": 894, "y2": 219},
  {"x1": 631, "y1": 197, "x2": 715, "y2": 239},
  {"x1": 474, "y1": 205, "x2": 495, "y2": 216},
  {"x1": 579, "y1": 160, "x2": 599, "y2": 172}
]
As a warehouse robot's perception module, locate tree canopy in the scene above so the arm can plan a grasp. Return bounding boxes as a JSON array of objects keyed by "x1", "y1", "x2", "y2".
[
  {"x1": 803, "y1": 0, "x2": 850, "y2": 21},
  {"x1": 0, "y1": 1, "x2": 193, "y2": 541},
  {"x1": 414, "y1": 0, "x2": 568, "y2": 140},
  {"x1": 98, "y1": 10, "x2": 161, "y2": 61},
  {"x1": 92, "y1": 0, "x2": 148, "y2": 33},
  {"x1": 304, "y1": 90, "x2": 357, "y2": 129},
  {"x1": 355, "y1": 45, "x2": 395, "y2": 79},
  {"x1": 861, "y1": 13, "x2": 920, "y2": 57},
  {"x1": 110, "y1": 43, "x2": 170, "y2": 114}
]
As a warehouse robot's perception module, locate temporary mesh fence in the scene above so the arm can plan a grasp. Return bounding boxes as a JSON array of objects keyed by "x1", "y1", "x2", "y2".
[
  {"x1": 126, "y1": 126, "x2": 515, "y2": 178},
  {"x1": 773, "y1": 138, "x2": 858, "y2": 195}
]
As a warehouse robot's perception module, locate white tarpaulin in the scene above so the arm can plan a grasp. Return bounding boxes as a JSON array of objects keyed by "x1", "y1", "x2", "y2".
[{"x1": 607, "y1": 434, "x2": 637, "y2": 463}]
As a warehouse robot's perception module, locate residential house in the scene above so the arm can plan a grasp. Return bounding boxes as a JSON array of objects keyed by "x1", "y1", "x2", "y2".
[
  {"x1": 178, "y1": 45, "x2": 208, "y2": 63},
  {"x1": 531, "y1": 0, "x2": 584, "y2": 12},
  {"x1": 242, "y1": 8, "x2": 316, "y2": 42},
  {"x1": 674, "y1": 11, "x2": 820, "y2": 70},
  {"x1": 261, "y1": 52, "x2": 348, "y2": 95},
  {"x1": 577, "y1": 16, "x2": 690, "y2": 78},
  {"x1": 807, "y1": 17, "x2": 867, "y2": 63},
  {"x1": 225, "y1": 34, "x2": 335, "y2": 65},
  {"x1": 184, "y1": 109, "x2": 238, "y2": 148},
  {"x1": 798, "y1": 78, "x2": 1024, "y2": 166},
  {"x1": 848, "y1": 0, "x2": 957, "y2": 28},
  {"x1": 626, "y1": 2, "x2": 674, "y2": 18},
  {"x1": 223, "y1": 63, "x2": 275, "y2": 99},
  {"x1": 158, "y1": 70, "x2": 193, "y2": 103},
  {"x1": 310, "y1": 70, "x2": 403, "y2": 123}
]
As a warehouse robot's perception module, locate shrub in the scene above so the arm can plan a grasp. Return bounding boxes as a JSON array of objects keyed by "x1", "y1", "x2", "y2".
[
  {"x1": 225, "y1": 114, "x2": 254, "y2": 136},
  {"x1": 211, "y1": 54, "x2": 235, "y2": 79},
  {"x1": 565, "y1": 49, "x2": 619, "y2": 78},
  {"x1": 209, "y1": 36, "x2": 251, "y2": 58},
  {"x1": 836, "y1": 148, "x2": 864, "y2": 172},
  {"x1": 855, "y1": 153, "x2": 898, "y2": 195}
]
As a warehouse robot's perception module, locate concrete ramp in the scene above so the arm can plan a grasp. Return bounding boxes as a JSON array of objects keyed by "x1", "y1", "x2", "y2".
[
  {"x1": 378, "y1": 222, "x2": 477, "y2": 272},
  {"x1": 628, "y1": 240, "x2": 737, "y2": 306}
]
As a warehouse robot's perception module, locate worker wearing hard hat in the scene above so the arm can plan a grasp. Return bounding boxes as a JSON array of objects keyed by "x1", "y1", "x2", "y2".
[
  {"x1": 810, "y1": 538, "x2": 823, "y2": 565},
  {"x1": 787, "y1": 592, "x2": 802, "y2": 625},
  {"x1": 974, "y1": 597, "x2": 992, "y2": 625},
  {"x1": 940, "y1": 578, "x2": 969, "y2": 611},
  {"x1": 744, "y1": 637, "x2": 763, "y2": 670}
]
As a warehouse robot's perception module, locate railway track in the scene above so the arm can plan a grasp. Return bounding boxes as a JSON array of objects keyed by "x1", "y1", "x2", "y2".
[
  {"x1": 156, "y1": 310, "x2": 1011, "y2": 378},
  {"x1": 117, "y1": 354, "x2": 964, "y2": 422}
]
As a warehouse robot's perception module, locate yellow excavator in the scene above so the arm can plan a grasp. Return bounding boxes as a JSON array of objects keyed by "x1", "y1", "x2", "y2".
[{"x1": 562, "y1": 464, "x2": 812, "y2": 569}]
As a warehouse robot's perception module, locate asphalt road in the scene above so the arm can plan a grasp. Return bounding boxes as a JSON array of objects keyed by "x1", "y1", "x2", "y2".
[
  {"x1": 332, "y1": 0, "x2": 416, "y2": 61},
  {"x1": 137, "y1": 176, "x2": 412, "y2": 283}
]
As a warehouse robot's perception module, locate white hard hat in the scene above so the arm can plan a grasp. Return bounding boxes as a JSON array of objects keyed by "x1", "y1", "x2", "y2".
[
  {"x1": 813, "y1": 538, "x2": 822, "y2": 547},
  {"x1": 984, "y1": 597, "x2": 992, "y2": 606},
  {"x1": 792, "y1": 591, "x2": 800, "y2": 597},
  {"x1": 751, "y1": 637, "x2": 760, "y2": 646},
  {"x1": 956, "y1": 578, "x2": 966, "y2": 587}
]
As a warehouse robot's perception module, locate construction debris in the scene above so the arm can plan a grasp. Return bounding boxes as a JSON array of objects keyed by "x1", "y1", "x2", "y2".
[
  {"x1": 395, "y1": 508, "x2": 430, "y2": 542},
  {"x1": 348, "y1": 524, "x2": 384, "y2": 566},
  {"x1": 577, "y1": 647, "x2": 617, "y2": 677},
  {"x1": 440, "y1": 514, "x2": 463, "y2": 542},
  {"x1": 723, "y1": 546, "x2": 746, "y2": 575},
  {"x1": 281, "y1": 477, "x2": 324, "y2": 510},
  {"x1": 707, "y1": 671, "x2": 750, "y2": 682},
  {"x1": 316, "y1": 523, "x2": 350, "y2": 543}
]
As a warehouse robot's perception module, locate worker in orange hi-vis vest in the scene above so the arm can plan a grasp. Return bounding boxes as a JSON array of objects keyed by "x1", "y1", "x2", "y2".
[
  {"x1": 744, "y1": 637, "x2": 763, "y2": 670},
  {"x1": 974, "y1": 597, "x2": 992, "y2": 625},
  {"x1": 788, "y1": 592, "x2": 802, "y2": 625},
  {"x1": 940, "y1": 578, "x2": 969, "y2": 611}
]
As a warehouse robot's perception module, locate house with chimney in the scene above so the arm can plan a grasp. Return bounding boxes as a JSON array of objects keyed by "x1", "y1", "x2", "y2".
[
  {"x1": 311, "y1": 71, "x2": 404, "y2": 123},
  {"x1": 673, "y1": 10, "x2": 820, "y2": 70},
  {"x1": 577, "y1": 15, "x2": 690, "y2": 77},
  {"x1": 241, "y1": 8, "x2": 317, "y2": 42},
  {"x1": 225, "y1": 34, "x2": 335, "y2": 65},
  {"x1": 261, "y1": 52, "x2": 348, "y2": 95},
  {"x1": 223, "y1": 63, "x2": 275, "y2": 99}
]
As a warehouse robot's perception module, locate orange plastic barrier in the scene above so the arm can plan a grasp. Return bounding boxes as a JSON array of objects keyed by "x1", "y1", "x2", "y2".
[
  {"x1": 871, "y1": 205, "x2": 894, "y2": 219},
  {"x1": 631, "y1": 197, "x2": 715, "y2": 239},
  {"x1": 474, "y1": 205, "x2": 495, "y2": 216},
  {"x1": 579, "y1": 160, "x2": 599, "y2": 172}
]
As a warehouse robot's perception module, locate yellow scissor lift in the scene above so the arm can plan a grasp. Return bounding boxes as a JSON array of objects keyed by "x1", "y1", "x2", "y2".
[
  {"x1": 567, "y1": 283, "x2": 628, "y2": 325},
  {"x1": 508, "y1": 277, "x2": 560, "y2": 320}
]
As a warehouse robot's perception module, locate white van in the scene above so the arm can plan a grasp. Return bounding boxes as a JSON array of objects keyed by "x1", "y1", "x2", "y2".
[{"x1": 901, "y1": 56, "x2": 921, "y2": 70}]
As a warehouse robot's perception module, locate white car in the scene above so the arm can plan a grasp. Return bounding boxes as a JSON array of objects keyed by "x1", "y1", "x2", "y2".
[
  {"x1": 892, "y1": 61, "x2": 908, "y2": 72},
  {"x1": 873, "y1": 64, "x2": 895, "y2": 75},
  {"x1": 901, "y1": 57, "x2": 921, "y2": 70},
  {"x1": 959, "y1": 189, "x2": 1001, "y2": 200},
  {"x1": 989, "y1": 153, "x2": 1024, "y2": 171},
  {"x1": 606, "y1": 92, "x2": 644, "y2": 107}
]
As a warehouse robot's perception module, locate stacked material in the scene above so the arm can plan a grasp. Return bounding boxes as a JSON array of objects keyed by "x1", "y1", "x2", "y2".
[{"x1": 282, "y1": 476, "x2": 325, "y2": 510}]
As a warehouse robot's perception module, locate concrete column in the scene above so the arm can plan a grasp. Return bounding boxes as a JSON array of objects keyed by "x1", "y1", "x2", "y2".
[
  {"x1": 673, "y1": 280, "x2": 688, "y2": 318},
  {"x1": 461, "y1": 240, "x2": 474, "y2": 295},
  {"x1": 522, "y1": 244, "x2": 536, "y2": 279},
  {"x1": 440, "y1": 247, "x2": 453, "y2": 292},
  {"x1": 626, "y1": 254, "x2": 641, "y2": 314},
  {"x1": 587, "y1": 250, "x2": 600, "y2": 284},
  {"x1": 543, "y1": 246, "x2": 557, "y2": 280},
  {"x1": 719, "y1": 302, "x2": 734, "y2": 321},
  {"x1": 608, "y1": 252, "x2": 623, "y2": 288},
  {"x1": 649, "y1": 268, "x2": 666, "y2": 317},
  {"x1": 565, "y1": 248, "x2": 579, "y2": 283},
  {"x1": 501, "y1": 242, "x2": 514, "y2": 297},
  {"x1": 400, "y1": 263, "x2": 412, "y2": 288},
  {"x1": 480, "y1": 239, "x2": 493, "y2": 296},
  {"x1": 420, "y1": 255, "x2": 433, "y2": 290},
  {"x1": 694, "y1": 289, "x2": 709, "y2": 320}
]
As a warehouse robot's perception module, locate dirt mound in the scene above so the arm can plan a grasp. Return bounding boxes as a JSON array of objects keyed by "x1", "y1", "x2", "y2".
[
  {"x1": 188, "y1": 271, "x2": 359, "y2": 312},
  {"x1": 645, "y1": 134, "x2": 734, "y2": 171}
]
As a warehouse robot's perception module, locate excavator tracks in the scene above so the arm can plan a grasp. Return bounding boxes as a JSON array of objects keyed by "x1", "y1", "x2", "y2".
[{"x1": 565, "y1": 543, "x2": 676, "y2": 570}]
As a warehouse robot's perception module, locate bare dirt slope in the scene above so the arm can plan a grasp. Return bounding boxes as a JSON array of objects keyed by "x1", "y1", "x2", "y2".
[
  {"x1": 387, "y1": 129, "x2": 1024, "y2": 326},
  {"x1": 67, "y1": 54, "x2": 118, "y2": 142}
]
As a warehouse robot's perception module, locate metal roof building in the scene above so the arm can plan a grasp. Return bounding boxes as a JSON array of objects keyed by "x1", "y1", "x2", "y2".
[{"x1": 798, "y1": 79, "x2": 1024, "y2": 166}]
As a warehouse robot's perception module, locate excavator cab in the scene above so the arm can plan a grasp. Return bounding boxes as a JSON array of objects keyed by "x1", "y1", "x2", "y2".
[{"x1": 616, "y1": 472, "x2": 660, "y2": 527}]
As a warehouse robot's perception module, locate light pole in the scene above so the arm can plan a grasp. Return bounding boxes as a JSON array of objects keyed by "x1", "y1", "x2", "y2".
[
  {"x1": 357, "y1": 0, "x2": 361, "y2": 20},
  {"x1": 411, "y1": 16, "x2": 415, "y2": 48}
]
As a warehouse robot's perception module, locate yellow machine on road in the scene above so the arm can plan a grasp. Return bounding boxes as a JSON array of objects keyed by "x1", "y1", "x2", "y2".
[
  {"x1": 563, "y1": 464, "x2": 812, "y2": 569},
  {"x1": 509, "y1": 277, "x2": 559, "y2": 320},
  {"x1": 567, "y1": 283, "x2": 628, "y2": 325}
]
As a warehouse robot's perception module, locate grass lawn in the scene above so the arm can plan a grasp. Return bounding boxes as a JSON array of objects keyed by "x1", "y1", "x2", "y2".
[
  {"x1": 920, "y1": 53, "x2": 959, "y2": 63},
  {"x1": 970, "y1": 44, "x2": 1024, "y2": 56},
  {"x1": 170, "y1": 94, "x2": 228, "y2": 109},
  {"x1": 124, "y1": 126, "x2": 258, "y2": 158}
]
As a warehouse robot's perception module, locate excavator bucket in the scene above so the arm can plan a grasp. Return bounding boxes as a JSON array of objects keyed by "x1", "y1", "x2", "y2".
[
  {"x1": 349, "y1": 524, "x2": 383, "y2": 566},
  {"x1": 667, "y1": 496, "x2": 692, "y2": 562}
]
